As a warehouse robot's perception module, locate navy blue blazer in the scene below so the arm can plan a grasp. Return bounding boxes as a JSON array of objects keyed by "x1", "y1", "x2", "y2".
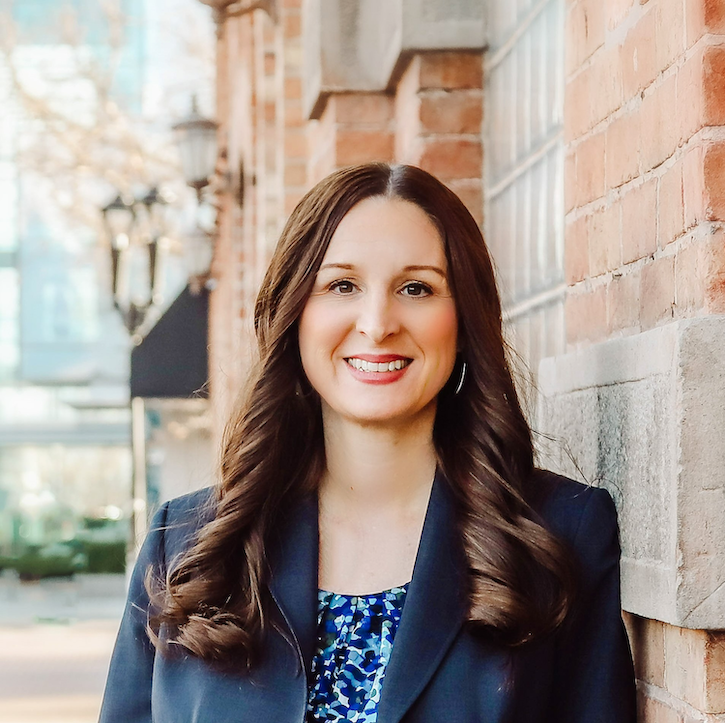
[{"x1": 99, "y1": 470, "x2": 636, "y2": 722}]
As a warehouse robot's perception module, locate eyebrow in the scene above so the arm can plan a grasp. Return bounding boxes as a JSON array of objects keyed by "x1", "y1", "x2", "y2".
[{"x1": 318, "y1": 263, "x2": 448, "y2": 279}]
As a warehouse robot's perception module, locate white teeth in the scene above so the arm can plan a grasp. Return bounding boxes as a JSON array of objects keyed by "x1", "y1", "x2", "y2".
[{"x1": 346, "y1": 358, "x2": 410, "y2": 373}]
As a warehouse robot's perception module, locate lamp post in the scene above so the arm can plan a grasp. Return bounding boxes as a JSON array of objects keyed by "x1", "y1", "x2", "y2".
[
  {"x1": 172, "y1": 97, "x2": 219, "y2": 204},
  {"x1": 137, "y1": 186, "x2": 175, "y2": 305},
  {"x1": 173, "y1": 97, "x2": 220, "y2": 290},
  {"x1": 102, "y1": 189, "x2": 173, "y2": 337}
]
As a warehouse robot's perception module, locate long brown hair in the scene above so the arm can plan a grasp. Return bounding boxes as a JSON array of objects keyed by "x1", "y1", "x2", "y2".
[{"x1": 150, "y1": 163, "x2": 575, "y2": 665}]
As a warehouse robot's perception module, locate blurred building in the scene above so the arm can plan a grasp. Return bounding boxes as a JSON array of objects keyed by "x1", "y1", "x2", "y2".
[
  {"x1": 198, "y1": 0, "x2": 725, "y2": 720},
  {"x1": 0, "y1": 0, "x2": 215, "y2": 558}
]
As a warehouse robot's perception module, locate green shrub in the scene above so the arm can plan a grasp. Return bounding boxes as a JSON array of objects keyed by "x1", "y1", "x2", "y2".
[
  {"x1": 12, "y1": 544, "x2": 86, "y2": 581},
  {"x1": 81, "y1": 539, "x2": 126, "y2": 574}
]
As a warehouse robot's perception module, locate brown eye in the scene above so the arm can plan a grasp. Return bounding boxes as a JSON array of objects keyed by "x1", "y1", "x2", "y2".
[
  {"x1": 401, "y1": 282, "x2": 432, "y2": 297},
  {"x1": 330, "y1": 280, "x2": 356, "y2": 294}
]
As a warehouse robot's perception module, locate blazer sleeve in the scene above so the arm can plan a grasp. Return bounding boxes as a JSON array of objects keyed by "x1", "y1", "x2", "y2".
[
  {"x1": 98, "y1": 502, "x2": 169, "y2": 723},
  {"x1": 551, "y1": 487, "x2": 637, "y2": 723}
]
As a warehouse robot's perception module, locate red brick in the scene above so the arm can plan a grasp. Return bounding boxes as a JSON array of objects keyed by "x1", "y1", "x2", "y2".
[
  {"x1": 591, "y1": 46, "x2": 625, "y2": 124},
  {"x1": 284, "y1": 99, "x2": 304, "y2": 126},
  {"x1": 332, "y1": 93, "x2": 394, "y2": 125},
  {"x1": 622, "y1": 179, "x2": 658, "y2": 263},
  {"x1": 686, "y1": 0, "x2": 725, "y2": 48},
  {"x1": 308, "y1": 148, "x2": 335, "y2": 186},
  {"x1": 704, "y1": 46, "x2": 725, "y2": 126},
  {"x1": 608, "y1": 268, "x2": 641, "y2": 332},
  {"x1": 284, "y1": 190, "x2": 303, "y2": 216},
  {"x1": 640, "y1": 255, "x2": 675, "y2": 328},
  {"x1": 677, "y1": 45, "x2": 705, "y2": 144},
  {"x1": 565, "y1": 285, "x2": 608, "y2": 344},
  {"x1": 417, "y1": 138, "x2": 482, "y2": 180},
  {"x1": 589, "y1": 202, "x2": 621, "y2": 275},
  {"x1": 606, "y1": 111, "x2": 640, "y2": 188},
  {"x1": 263, "y1": 51, "x2": 275, "y2": 76},
  {"x1": 575, "y1": 131, "x2": 606, "y2": 206},
  {"x1": 566, "y1": 215, "x2": 589, "y2": 283},
  {"x1": 447, "y1": 180, "x2": 483, "y2": 226},
  {"x1": 307, "y1": 114, "x2": 333, "y2": 164},
  {"x1": 565, "y1": 66, "x2": 595, "y2": 141},
  {"x1": 683, "y1": 142, "x2": 706, "y2": 229},
  {"x1": 566, "y1": 0, "x2": 605, "y2": 74},
  {"x1": 705, "y1": 231, "x2": 725, "y2": 313},
  {"x1": 284, "y1": 76, "x2": 302, "y2": 100},
  {"x1": 335, "y1": 129, "x2": 394, "y2": 166},
  {"x1": 638, "y1": 690, "x2": 681, "y2": 723},
  {"x1": 675, "y1": 241, "x2": 705, "y2": 313},
  {"x1": 639, "y1": 74, "x2": 678, "y2": 173},
  {"x1": 419, "y1": 91, "x2": 483, "y2": 135},
  {"x1": 417, "y1": 52, "x2": 483, "y2": 90},
  {"x1": 704, "y1": 142, "x2": 725, "y2": 221},
  {"x1": 264, "y1": 101, "x2": 275, "y2": 122},
  {"x1": 284, "y1": 160, "x2": 306, "y2": 187},
  {"x1": 624, "y1": 613, "x2": 666, "y2": 687},
  {"x1": 655, "y1": 0, "x2": 685, "y2": 73},
  {"x1": 565, "y1": 151, "x2": 577, "y2": 213},
  {"x1": 262, "y1": 13, "x2": 277, "y2": 44},
  {"x1": 607, "y1": 0, "x2": 636, "y2": 31},
  {"x1": 705, "y1": 631, "x2": 725, "y2": 712},
  {"x1": 284, "y1": 128, "x2": 306, "y2": 158},
  {"x1": 621, "y1": 8, "x2": 658, "y2": 100},
  {"x1": 658, "y1": 158, "x2": 684, "y2": 248},
  {"x1": 283, "y1": 10, "x2": 301, "y2": 39}
]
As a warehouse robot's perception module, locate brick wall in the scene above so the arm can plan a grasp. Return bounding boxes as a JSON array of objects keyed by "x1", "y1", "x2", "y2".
[
  {"x1": 306, "y1": 51, "x2": 483, "y2": 223},
  {"x1": 565, "y1": 0, "x2": 725, "y2": 350},
  {"x1": 565, "y1": 0, "x2": 725, "y2": 719}
]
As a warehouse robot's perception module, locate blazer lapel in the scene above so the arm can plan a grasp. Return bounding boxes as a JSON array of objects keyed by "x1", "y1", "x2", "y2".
[
  {"x1": 267, "y1": 495, "x2": 319, "y2": 676},
  {"x1": 376, "y1": 470, "x2": 469, "y2": 723}
]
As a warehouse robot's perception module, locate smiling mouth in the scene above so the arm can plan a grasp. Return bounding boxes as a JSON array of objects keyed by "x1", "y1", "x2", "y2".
[{"x1": 345, "y1": 358, "x2": 412, "y2": 372}]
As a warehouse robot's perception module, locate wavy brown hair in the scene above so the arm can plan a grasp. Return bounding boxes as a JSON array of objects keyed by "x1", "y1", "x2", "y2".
[{"x1": 149, "y1": 163, "x2": 576, "y2": 665}]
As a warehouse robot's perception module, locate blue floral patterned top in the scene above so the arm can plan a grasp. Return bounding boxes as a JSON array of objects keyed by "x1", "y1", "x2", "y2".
[{"x1": 306, "y1": 584, "x2": 409, "y2": 722}]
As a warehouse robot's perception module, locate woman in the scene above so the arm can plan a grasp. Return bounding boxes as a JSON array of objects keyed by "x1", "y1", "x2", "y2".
[{"x1": 100, "y1": 163, "x2": 636, "y2": 723}]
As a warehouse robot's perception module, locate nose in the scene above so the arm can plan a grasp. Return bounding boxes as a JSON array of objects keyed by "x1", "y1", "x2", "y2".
[{"x1": 355, "y1": 290, "x2": 399, "y2": 343}]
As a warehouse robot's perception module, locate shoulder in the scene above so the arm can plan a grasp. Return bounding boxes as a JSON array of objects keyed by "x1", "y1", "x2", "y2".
[
  {"x1": 157, "y1": 486, "x2": 217, "y2": 524},
  {"x1": 146, "y1": 486, "x2": 218, "y2": 566},
  {"x1": 527, "y1": 470, "x2": 622, "y2": 580}
]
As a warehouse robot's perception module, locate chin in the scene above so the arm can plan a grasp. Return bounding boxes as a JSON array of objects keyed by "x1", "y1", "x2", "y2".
[{"x1": 334, "y1": 399, "x2": 439, "y2": 428}]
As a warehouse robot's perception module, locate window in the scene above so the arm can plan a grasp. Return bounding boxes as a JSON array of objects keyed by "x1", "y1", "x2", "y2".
[{"x1": 484, "y1": 0, "x2": 565, "y2": 392}]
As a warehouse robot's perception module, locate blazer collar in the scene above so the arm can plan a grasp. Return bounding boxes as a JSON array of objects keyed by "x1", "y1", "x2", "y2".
[
  {"x1": 377, "y1": 469, "x2": 468, "y2": 723},
  {"x1": 267, "y1": 494, "x2": 319, "y2": 675},
  {"x1": 267, "y1": 470, "x2": 469, "y2": 719}
]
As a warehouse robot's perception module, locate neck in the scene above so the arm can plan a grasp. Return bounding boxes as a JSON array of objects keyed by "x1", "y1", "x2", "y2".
[{"x1": 320, "y1": 404, "x2": 438, "y2": 517}]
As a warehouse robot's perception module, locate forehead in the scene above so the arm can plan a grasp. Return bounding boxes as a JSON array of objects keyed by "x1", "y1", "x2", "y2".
[{"x1": 322, "y1": 197, "x2": 446, "y2": 266}]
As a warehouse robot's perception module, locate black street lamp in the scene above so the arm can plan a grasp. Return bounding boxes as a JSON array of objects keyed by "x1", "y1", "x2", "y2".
[
  {"x1": 173, "y1": 97, "x2": 220, "y2": 290},
  {"x1": 102, "y1": 189, "x2": 172, "y2": 337},
  {"x1": 137, "y1": 186, "x2": 175, "y2": 305},
  {"x1": 173, "y1": 97, "x2": 219, "y2": 203}
]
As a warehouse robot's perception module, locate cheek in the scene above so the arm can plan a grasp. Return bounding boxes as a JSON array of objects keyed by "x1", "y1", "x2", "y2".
[
  {"x1": 422, "y1": 305, "x2": 458, "y2": 362},
  {"x1": 298, "y1": 302, "x2": 349, "y2": 364}
]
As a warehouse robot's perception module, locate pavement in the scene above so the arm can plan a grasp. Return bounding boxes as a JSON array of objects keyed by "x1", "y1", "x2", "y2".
[{"x1": 0, "y1": 573, "x2": 127, "y2": 723}]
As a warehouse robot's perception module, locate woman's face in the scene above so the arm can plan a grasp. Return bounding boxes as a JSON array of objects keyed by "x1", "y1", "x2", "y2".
[{"x1": 298, "y1": 196, "x2": 458, "y2": 428}]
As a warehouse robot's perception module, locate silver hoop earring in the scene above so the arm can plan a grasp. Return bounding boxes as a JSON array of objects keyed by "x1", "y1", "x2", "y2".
[{"x1": 454, "y1": 361, "x2": 467, "y2": 396}]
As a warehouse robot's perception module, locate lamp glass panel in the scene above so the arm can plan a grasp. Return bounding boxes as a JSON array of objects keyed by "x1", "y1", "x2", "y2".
[
  {"x1": 185, "y1": 229, "x2": 213, "y2": 277},
  {"x1": 176, "y1": 125, "x2": 217, "y2": 186},
  {"x1": 104, "y1": 206, "x2": 135, "y2": 241}
]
